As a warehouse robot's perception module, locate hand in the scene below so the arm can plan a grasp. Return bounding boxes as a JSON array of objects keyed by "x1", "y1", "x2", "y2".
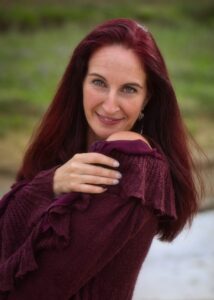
[{"x1": 53, "y1": 152, "x2": 122, "y2": 196}]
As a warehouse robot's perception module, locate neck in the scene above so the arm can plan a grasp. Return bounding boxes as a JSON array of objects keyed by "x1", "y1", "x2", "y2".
[{"x1": 87, "y1": 128, "x2": 102, "y2": 150}]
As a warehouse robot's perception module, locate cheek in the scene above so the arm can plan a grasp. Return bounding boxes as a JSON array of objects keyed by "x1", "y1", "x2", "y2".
[
  {"x1": 122, "y1": 101, "x2": 142, "y2": 119},
  {"x1": 83, "y1": 86, "x2": 100, "y2": 113}
]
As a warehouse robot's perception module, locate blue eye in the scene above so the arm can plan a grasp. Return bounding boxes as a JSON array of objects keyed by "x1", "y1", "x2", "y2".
[
  {"x1": 123, "y1": 86, "x2": 137, "y2": 94},
  {"x1": 92, "y1": 79, "x2": 106, "y2": 87}
]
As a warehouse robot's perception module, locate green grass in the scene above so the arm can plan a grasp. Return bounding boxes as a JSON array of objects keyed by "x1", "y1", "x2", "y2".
[
  {"x1": 0, "y1": 1, "x2": 213, "y2": 30},
  {"x1": 0, "y1": 24, "x2": 86, "y2": 105},
  {"x1": 149, "y1": 23, "x2": 214, "y2": 116},
  {"x1": 0, "y1": 2, "x2": 213, "y2": 148},
  {"x1": 0, "y1": 23, "x2": 88, "y2": 134}
]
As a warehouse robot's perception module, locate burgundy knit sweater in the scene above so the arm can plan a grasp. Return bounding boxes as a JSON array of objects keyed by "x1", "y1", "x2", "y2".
[{"x1": 0, "y1": 139, "x2": 177, "y2": 300}]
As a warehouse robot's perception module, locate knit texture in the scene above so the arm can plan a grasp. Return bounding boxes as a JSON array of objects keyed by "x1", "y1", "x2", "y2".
[{"x1": 0, "y1": 139, "x2": 177, "y2": 300}]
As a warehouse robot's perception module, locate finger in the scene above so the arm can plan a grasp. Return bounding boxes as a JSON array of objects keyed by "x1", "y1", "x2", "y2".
[
  {"x1": 73, "y1": 153, "x2": 120, "y2": 168},
  {"x1": 78, "y1": 174, "x2": 120, "y2": 186},
  {"x1": 72, "y1": 184, "x2": 107, "y2": 194},
  {"x1": 69, "y1": 162, "x2": 122, "y2": 179}
]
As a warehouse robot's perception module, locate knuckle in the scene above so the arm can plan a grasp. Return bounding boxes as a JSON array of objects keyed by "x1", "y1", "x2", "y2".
[
  {"x1": 85, "y1": 184, "x2": 101, "y2": 194},
  {"x1": 92, "y1": 152, "x2": 104, "y2": 161},
  {"x1": 109, "y1": 170, "x2": 116, "y2": 177},
  {"x1": 92, "y1": 153, "x2": 100, "y2": 162},
  {"x1": 93, "y1": 167, "x2": 101, "y2": 176},
  {"x1": 95, "y1": 186, "x2": 103, "y2": 193},
  {"x1": 69, "y1": 173, "x2": 75, "y2": 179},
  {"x1": 100, "y1": 177, "x2": 107, "y2": 183},
  {"x1": 81, "y1": 185, "x2": 90, "y2": 193},
  {"x1": 73, "y1": 153, "x2": 81, "y2": 160},
  {"x1": 70, "y1": 161, "x2": 77, "y2": 170}
]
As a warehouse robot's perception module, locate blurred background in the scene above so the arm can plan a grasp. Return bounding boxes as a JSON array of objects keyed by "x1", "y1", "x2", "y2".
[{"x1": 0, "y1": 0, "x2": 213, "y2": 299}]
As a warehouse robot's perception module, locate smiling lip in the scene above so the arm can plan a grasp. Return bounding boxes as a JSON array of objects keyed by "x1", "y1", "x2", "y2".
[{"x1": 96, "y1": 112, "x2": 124, "y2": 125}]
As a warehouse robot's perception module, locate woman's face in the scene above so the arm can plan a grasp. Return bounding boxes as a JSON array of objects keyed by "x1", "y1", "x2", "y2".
[{"x1": 83, "y1": 44, "x2": 148, "y2": 144}]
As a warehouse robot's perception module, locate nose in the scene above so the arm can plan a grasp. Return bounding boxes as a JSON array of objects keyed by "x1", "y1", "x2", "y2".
[{"x1": 102, "y1": 90, "x2": 120, "y2": 114}]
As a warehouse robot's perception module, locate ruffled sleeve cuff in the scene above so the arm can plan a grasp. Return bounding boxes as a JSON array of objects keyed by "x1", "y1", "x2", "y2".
[
  {"x1": 0, "y1": 166, "x2": 59, "y2": 216},
  {"x1": 88, "y1": 139, "x2": 177, "y2": 220},
  {"x1": 21, "y1": 165, "x2": 59, "y2": 200}
]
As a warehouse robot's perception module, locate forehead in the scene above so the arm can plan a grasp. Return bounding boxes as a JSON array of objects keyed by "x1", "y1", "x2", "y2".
[{"x1": 87, "y1": 45, "x2": 146, "y2": 83}]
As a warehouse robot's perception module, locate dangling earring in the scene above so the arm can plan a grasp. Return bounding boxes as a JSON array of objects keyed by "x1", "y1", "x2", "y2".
[
  {"x1": 138, "y1": 111, "x2": 144, "y2": 135},
  {"x1": 138, "y1": 111, "x2": 144, "y2": 121}
]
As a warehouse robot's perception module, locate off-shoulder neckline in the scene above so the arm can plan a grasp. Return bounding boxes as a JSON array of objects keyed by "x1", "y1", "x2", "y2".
[
  {"x1": 89, "y1": 138, "x2": 152, "y2": 148},
  {"x1": 88, "y1": 139, "x2": 160, "y2": 157}
]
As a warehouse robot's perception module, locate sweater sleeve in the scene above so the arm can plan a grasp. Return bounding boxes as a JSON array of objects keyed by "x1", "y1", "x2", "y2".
[
  {"x1": 0, "y1": 166, "x2": 59, "y2": 262},
  {"x1": 0, "y1": 139, "x2": 177, "y2": 299}
]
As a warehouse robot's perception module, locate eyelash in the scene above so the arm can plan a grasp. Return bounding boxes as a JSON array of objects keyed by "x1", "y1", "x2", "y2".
[
  {"x1": 92, "y1": 79, "x2": 106, "y2": 87},
  {"x1": 91, "y1": 79, "x2": 137, "y2": 94},
  {"x1": 123, "y1": 86, "x2": 137, "y2": 94}
]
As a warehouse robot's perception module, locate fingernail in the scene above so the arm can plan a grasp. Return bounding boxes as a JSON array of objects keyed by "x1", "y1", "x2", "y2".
[
  {"x1": 112, "y1": 179, "x2": 119, "y2": 184},
  {"x1": 116, "y1": 172, "x2": 122, "y2": 179},
  {"x1": 113, "y1": 160, "x2": 120, "y2": 167}
]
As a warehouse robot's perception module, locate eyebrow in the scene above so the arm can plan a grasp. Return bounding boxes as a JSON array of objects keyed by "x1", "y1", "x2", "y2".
[{"x1": 88, "y1": 73, "x2": 144, "y2": 89}]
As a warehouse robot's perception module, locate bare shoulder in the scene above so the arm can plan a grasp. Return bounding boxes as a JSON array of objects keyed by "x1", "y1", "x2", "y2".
[{"x1": 106, "y1": 131, "x2": 152, "y2": 149}]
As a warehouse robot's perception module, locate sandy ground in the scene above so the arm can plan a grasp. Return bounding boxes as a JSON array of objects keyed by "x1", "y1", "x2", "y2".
[{"x1": 133, "y1": 210, "x2": 214, "y2": 300}]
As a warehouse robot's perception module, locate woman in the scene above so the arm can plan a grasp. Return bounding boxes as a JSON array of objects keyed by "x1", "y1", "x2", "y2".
[{"x1": 0, "y1": 18, "x2": 201, "y2": 299}]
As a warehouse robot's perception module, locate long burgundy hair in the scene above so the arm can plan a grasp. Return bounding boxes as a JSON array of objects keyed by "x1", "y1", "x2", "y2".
[{"x1": 17, "y1": 18, "x2": 202, "y2": 241}]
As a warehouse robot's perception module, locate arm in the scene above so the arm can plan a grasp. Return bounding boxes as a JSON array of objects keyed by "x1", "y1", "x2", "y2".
[
  {"x1": 0, "y1": 152, "x2": 120, "y2": 260},
  {"x1": 0, "y1": 130, "x2": 136, "y2": 241},
  {"x1": 7, "y1": 193, "x2": 155, "y2": 300},
  {"x1": 0, "y1": 166, "x2": 58, "y2": 259},
  {"x1": 2, "y1": 136, "x2": 176, "y2": 299}
]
